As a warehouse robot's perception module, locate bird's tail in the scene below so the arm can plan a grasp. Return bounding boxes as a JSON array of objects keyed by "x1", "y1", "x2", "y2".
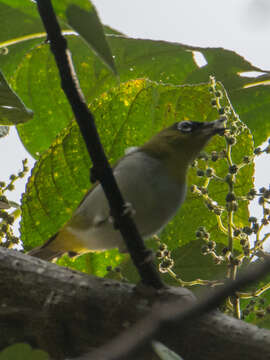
[
  {"x1": 27, "y1": 229, "x2": 87, "y2": 261},
  {"x1": 27, "y1": 233, "x2": 65, "y2": 261}
]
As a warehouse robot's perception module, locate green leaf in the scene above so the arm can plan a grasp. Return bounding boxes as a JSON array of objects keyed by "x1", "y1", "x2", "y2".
[
  {"x1": 13, "y1": 36, "x2": 270, "y2": 155},
  {"x1": 120, "y1": 240, "x2": 228, "y2": 287},
  {"x1": 21, "y1": 79, "x2": 216, "y2": 249},
  {"x1": 57, "y1": 250, "x2": 125, "y2": 278},
  {"x1": 166, "y1": 241, "x2": 227, "y2": 285},
  {"x1": 0, "y1": 343, "x2": 49, "y2": 360},
  {"x1": 0, "y1": 71, "x2": 33, "y2": 125},
  {"x1": 21, "y1": 79, "x2": 253, "y2": 278},
  {"x1": 1, "y1": 2, "x2": 268, "y2": 154},
  {"x1": 0, "y1": 1, "x2": 44, "y2": 44},
  {"x1": 66, "y1": 4, "x2": 117, "y2": 75},
  {"x1": 13, "y1": 37, "x2": 118, "y2": 157},
  {"x1": 239, "y1": 261, "x2": 270, "y2": 329}
]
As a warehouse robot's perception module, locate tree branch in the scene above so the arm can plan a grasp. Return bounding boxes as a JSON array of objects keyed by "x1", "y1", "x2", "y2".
[
  {"x1": 1, "y1": 247, "x2": 270, "y2": 360},
  {"x1": 35, "y1": 0, "x2": 163, "y2": 289}
]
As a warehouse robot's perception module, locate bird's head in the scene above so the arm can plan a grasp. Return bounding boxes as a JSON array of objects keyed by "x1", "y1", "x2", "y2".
[{"x1": 140, "y1": 118, "x2": 226, "y2": 183}]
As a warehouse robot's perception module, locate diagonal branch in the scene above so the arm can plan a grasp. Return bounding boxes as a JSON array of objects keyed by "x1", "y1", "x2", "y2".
[{"x1": 35, "y1": 0, "x2": 164, "y2": 289}]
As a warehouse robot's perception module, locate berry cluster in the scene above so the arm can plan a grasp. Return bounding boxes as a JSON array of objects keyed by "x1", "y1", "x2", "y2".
[{"x1": 0, "y1": 159, "x2": 28, "y2": 249}]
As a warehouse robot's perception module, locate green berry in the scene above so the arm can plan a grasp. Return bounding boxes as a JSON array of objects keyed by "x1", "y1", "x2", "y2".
[
  {"x1": 207, "y1": 241, "x2": 216, "y2": 250},
  {"x1": 263, "y1": 190, "x2": 270, "y2": 199},
  {"x1": 196, "y1": 230, "x2": 204, "y2": 238},
  {"x1": 226, "y1": 192, "x2": 236, "y2": 202},
  {"x1": 252, "y1": 223, "x2": 259, "y2": 233},
  {"x1": 214, "y1": 208, "x2": 222, "y2": 215},
  {"x1": 218, "y1": 107, "x2": 225, "y2": 115},
  {"x1": 254, "y1": 147, "x2": 262, "y2": 155},
  {"x1": 159, "y1": 244, "x2": 167, "y2": 251},
  {"x1": 232, "y1": 258, "x2": 241, "y2": 266},
  {"x1": 201, "y1": 245, "x2": 209, "y2": 254},
  {"x1": 243, "y1": 226, "x2": 252, "y2": 235},
  {"x1": 206, "y1": 202, "x2": 214, "y2": 211},
  {"x1": 249, "y1": 188, "x2": 257, "y2": 196},
  {"x1": 240, "y1": 238, "x2": 247, "y2": 246},
  {"x1": 197, "y1": 169, "x2": 205, "y2": 177},
  {"x1": 262, "y1": 218, "x2": 269, "y2": 225},
  {"x1": 201, "y1": 187, "x2": 208, "y2": 195},
  {"x1": 160, "y1": 258, "x2": 174, "y2": 269},
  {"x1": 234, "y1": 229, "x2": 241, "y2": 237},
  {"x1": 205, "y1": 168, "x2": 214, "y2": 177},
  {"x1": 198, "y1": 226, "x2": 206, "y2": 232},
  {"x1": 229, "y1": 165, "x2": 238, "y2": 174},
  {"x1": 211, "y1": 151, "x2": 219, "y2": 161},
  {"x1": 226, "y1": 136, "x2": 236, "y2": 145},
  {"x1": 243, "y1": 156, "x2": 251, "y2": 164}
]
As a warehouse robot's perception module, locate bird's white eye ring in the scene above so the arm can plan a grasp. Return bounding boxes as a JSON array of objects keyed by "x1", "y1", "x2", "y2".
[{"x1": 177, "y1": 121, "x2": 193, "y2": 133}]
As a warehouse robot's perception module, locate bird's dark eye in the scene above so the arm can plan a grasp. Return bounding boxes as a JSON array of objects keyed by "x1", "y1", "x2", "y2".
[{"x1": 177, "y1": 121, "x2": 193, "y2": 133}]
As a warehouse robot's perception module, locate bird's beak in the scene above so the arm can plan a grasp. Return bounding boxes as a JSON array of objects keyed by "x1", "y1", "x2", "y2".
[{"x1": 202, "y1": 118, "x2": 226, "y2": 136}]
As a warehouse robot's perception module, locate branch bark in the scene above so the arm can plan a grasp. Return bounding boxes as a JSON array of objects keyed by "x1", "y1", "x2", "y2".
[{"x1": 1, "y1": 247, "x2": 270, "y2": 360}]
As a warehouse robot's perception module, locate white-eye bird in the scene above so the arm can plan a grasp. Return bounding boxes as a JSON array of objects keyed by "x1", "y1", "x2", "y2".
[{"x1": 28, "y1": 118, "x2": 225, "y2": 260}]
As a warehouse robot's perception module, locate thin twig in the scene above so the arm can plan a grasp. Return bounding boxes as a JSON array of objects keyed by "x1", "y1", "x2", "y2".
[{"x1": 35, "y1": 0, "x2": 164, "y2": 289}]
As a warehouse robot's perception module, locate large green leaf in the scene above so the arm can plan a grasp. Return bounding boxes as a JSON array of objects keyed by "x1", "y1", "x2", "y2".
[
  {"x1": 0, "y1": 1, "x2": 117, "y2": 155},
  {"x1": 12, "y1": 37, "x2": 117, "y2": 157},
  {"x1": 107, "y1": 37, "x2": 270, "y2": 146},
  {"x1": 0, "y1": 71, "x2": 33, "y2": 125},
  {"x1": 10, "y1": 35, "x2": 270, "y2": 156},
  {"x1": 0, "y1": 1, "x2": 44, "y2": 43},
  {"x1": 66, "y1": 4, "x2": 117, "y2": 75},
  {"x1": 1, "y1": 2, "x2": 268, "y2": 155},
  {"x1": 21, "y1": 79, "x2": 254, "y2": 278}
]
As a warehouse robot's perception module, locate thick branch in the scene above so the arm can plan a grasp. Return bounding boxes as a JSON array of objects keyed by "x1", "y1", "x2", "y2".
[{"x1": 1, "y1": 247, "x2": 270, "y2": 360}]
